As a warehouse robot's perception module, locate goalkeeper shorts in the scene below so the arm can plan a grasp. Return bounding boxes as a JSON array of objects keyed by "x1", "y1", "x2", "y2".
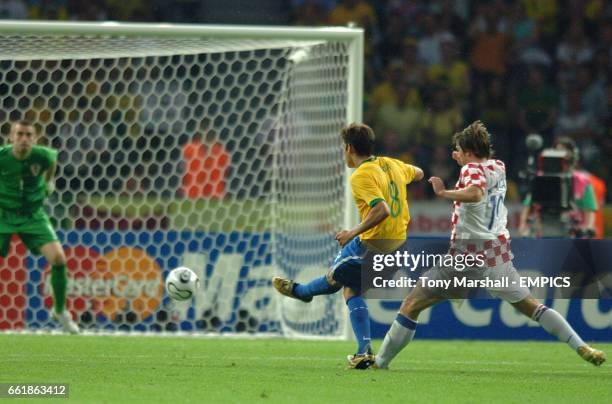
[{"x1": 0, "y1": 208, "x2": 59, "y2": 257}]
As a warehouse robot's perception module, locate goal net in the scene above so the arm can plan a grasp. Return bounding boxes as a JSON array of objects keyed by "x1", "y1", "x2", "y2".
[{"x1": 0, "y1": 22, "x2": 363, "y2": 337}]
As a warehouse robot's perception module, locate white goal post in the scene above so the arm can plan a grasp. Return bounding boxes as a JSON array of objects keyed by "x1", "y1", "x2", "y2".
[{"x1": 0, "y1": 20, "x2": 363, "y2": 338}]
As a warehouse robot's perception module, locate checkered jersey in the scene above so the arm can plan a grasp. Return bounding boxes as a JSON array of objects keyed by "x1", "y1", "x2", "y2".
[
  {"x1": 449, "y1": 234, "x2": 513, "y2": 267},
  {"x1": 450, "y1": 160, "x2": 512, "y2": 267}
]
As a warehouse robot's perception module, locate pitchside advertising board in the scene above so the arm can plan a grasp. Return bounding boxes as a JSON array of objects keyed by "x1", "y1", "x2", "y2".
[
  {"x1": 0, "y1": 229, "x2": 610, "y2": 341},
  {"x1": 21, "y1": 231, "x2": 279, "y2": 333},
  {"x1": 0, "y1": 231, "x2": 279, "y2": 333}
]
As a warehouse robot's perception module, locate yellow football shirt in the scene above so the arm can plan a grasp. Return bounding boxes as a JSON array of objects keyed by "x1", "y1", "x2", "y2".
[{"x1": 350, "y1": 156, "x2": 417, "y2": 249}]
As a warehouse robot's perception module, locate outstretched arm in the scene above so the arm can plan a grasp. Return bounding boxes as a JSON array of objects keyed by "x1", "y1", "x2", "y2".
[{"x1": 428, "y1": 176, "x2": 483, "y2": 203}]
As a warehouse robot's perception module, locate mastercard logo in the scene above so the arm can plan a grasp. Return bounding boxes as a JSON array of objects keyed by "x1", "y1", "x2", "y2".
[{"x1": 43, "y1": 246, "x2": 164, "y2": 322}]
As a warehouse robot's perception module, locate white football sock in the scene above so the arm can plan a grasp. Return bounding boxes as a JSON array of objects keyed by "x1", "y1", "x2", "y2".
[
  {"x1": 533, "y1": 304, "x2": 585, "y2": 350},
  {"x1": 375, "y1": 314, "x2": 417, "y2": 368}
]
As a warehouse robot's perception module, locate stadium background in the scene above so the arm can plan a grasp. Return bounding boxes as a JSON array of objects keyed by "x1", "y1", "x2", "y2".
[{"x1": 0, "y1": 0, "x2": 610, "y2": 341}]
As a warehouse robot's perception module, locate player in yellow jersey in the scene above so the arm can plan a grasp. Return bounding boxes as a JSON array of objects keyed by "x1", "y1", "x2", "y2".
[{"x1": 272, "y1": 123, "x2": 423, "y2": 368}]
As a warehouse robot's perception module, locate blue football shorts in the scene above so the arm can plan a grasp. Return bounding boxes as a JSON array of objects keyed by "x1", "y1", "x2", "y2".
[{"x1": 329, "y1": 237, "x2": 366, "y2": 294}]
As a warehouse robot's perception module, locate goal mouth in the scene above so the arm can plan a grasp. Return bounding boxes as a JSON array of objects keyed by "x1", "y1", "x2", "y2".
[{"x1": 0, "y1": 22, "x2": 363, "y2": 339}]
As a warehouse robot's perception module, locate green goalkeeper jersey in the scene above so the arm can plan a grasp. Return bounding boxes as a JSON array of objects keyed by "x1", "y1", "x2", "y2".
[{"x1": 0, "y1": 145, "x2": 57, "y2": 213}]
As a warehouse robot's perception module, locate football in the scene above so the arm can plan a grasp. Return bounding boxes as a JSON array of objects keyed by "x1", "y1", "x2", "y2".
[{"x1": 165, "y1": 267, "x2": 200, "y2": 301}]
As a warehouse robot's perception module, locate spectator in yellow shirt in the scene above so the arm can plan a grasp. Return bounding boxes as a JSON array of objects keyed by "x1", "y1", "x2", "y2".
[
  {"x1": 328, "y1": 0, "x2": 378, "y2": 57},
  {"x1": 367, "y1": 60, "x2": 422, "y2": 124},
  {"x1": 328, "y1": 0, "x2": 377, "y2": 28},
  {"x1": 427, "y1": 33, "x2": 470, "y2": 100}
]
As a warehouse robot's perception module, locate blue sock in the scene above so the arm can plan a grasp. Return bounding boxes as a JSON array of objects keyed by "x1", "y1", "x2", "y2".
[
  {"x1": 294, "y1": 276, "x2": 340, "y2": 299},
  {"x1": 347, "y1": 296, "x2": 371, "y2": 354}
]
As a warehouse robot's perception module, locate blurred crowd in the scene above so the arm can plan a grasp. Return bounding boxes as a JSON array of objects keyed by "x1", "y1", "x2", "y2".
[
  {"x1": 293, "y1": 0, "x2": 612, "y2": 201},
  {"x1": 1, "y1": 0, "x2": 611, "y2": 202}
]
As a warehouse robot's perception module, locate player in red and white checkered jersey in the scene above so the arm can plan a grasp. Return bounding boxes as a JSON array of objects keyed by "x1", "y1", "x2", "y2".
[
  {"x1": 448, "y1": 156, "x2": 512, "y2": 267},
  {"x1": 370, "y1": 121, "x2": 605, "y2": 370},
  {"x1": 451, "y1": 160, "x2": 507, "y2": 240}
]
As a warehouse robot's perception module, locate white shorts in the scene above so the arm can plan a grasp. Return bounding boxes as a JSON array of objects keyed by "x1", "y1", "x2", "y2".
[{"x1": 419, "y1": 261, "x2": 530, "y2": 303}]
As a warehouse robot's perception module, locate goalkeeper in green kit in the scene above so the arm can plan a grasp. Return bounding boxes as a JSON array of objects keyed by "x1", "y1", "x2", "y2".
[{"x1": 0, "y1": 120, "x2": 78, "y2": 334}]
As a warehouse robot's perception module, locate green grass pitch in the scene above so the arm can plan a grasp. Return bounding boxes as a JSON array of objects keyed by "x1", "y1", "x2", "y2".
[{"x1": 2, "y1": 335, "x2": 611, "y2": 403}]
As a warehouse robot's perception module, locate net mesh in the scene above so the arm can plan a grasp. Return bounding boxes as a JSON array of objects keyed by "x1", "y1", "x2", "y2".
[{"x1": 0, "y1": 32, "x2": 351, "y2": 337}]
